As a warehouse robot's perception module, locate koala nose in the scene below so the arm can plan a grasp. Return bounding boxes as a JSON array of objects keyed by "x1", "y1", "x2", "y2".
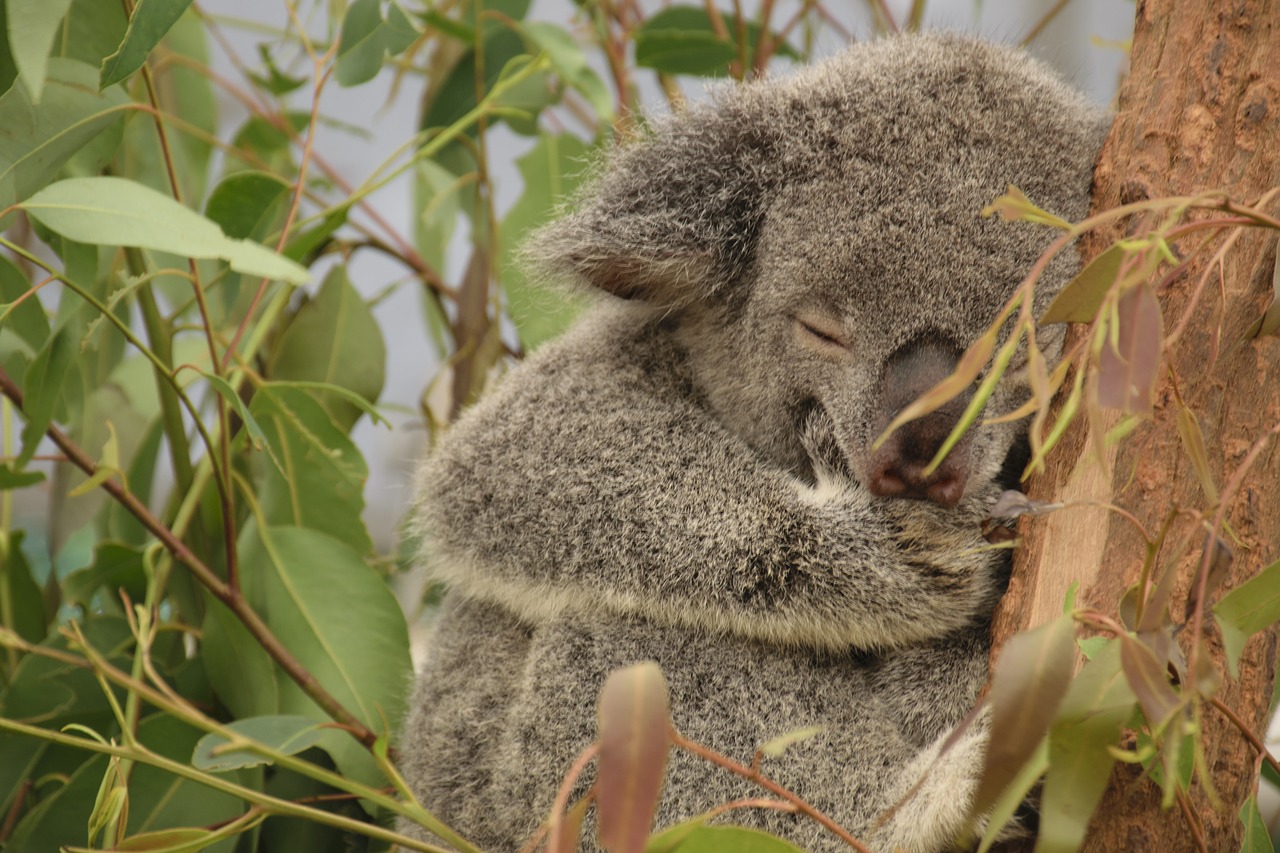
[{"x1": 868, "y1": 338, "x2": 973, "y2": 508}]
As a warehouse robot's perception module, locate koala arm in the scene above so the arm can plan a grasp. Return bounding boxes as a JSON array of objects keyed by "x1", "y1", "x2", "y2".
[{"x1": 416, "y1": 311, "x2": 1003, "y2": 653}]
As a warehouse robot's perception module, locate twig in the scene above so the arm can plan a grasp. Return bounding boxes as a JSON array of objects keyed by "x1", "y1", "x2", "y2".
[
  {"x1": 0, "y1": 366, "x2": 379, "y2": 750},
  {"x1": 669, "y1": 729, "x2": 872, "y2": 852},
  {"x1": 1209, "y1": 697, "x2": 1280, "y2": 779},
  {"x1": 1021, "y1": 0, "x2": 1072, "y2": 45},
  {"x1": 546, "y1": 743, "x2": 599, "y2": 853}
]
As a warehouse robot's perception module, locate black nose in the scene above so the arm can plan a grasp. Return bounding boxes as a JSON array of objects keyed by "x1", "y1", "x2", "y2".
[{"x1": 867, "y1": 338, "x2": 973, "y2": 508}]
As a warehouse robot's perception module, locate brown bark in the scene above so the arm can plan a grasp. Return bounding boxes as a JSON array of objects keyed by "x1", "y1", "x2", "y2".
[{"x1": 990, "y1": 1, "x2": 1280, "y2": 850}]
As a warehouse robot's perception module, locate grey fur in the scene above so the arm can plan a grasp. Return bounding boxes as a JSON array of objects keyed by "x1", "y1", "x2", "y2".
[{"x1": 401, "y1": 33, "x2": 1107, "y2": 852}]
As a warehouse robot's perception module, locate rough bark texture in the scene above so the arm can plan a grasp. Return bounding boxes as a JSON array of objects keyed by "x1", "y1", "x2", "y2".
[{"x1": 990, "y1": 1, "x2": 1280, "y2": 850}]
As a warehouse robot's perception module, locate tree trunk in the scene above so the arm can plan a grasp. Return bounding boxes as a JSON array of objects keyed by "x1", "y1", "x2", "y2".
[{"x1": 990, "y1": 1, "x2": 1280, "y2": 850}]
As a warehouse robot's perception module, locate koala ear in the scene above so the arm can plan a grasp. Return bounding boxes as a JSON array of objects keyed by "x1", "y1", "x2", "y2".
[{"x1": 525, "y1": 101, "x2": 778, "y2": 308}]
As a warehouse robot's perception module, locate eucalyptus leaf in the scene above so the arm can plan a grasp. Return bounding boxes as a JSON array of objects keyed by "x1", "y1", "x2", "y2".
[
  {"x1": 0, "y1": 59, "x2": 129, "y2": 213},
  {"x1": 0, "y1": 531, "x2": 46, "y2": 644},
  {"x1": 21, "y1": 177, "x2": 309, "y2": 285},
  {"x1": 204, "y1": 172, "x2": 291, "y2": 241},
  {"x1": 335, "y1": 0, "x2": 388, "y2": 87},
  {"x1": 99, "y1": 0, "x2": 195, "y2": 87},
  {"x1": 250, "y1": 385, "x2": 372, "y2": 555},
  {"x1": 192, "y1": 715, "x2": 323, "y2": 771},
  {"x1": 1214, "y1": 555, "x2": 1280, "y2": 676},
  {"x1": 235, "y1": 523, "x2": 412, "y2": 786},
  {"x1": 7, "y1": 0, "x2": 75, "y2": 101},
  {"x1": 500, "y1": 132, "x2": 592, "y2": 349},
  {"x1": 267, "y1": 267, "x2": 385, "y2": 432}
]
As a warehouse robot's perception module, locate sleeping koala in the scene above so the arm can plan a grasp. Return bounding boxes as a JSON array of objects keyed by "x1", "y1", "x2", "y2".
[{"x1": 400, "y1": 32, "x2": 1107, "y2": 852}]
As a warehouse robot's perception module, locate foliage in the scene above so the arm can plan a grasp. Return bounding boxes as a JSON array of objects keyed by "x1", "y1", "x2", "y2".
[{"x1": 0, "y1": 0, "x2": 1276, "y2": 852}]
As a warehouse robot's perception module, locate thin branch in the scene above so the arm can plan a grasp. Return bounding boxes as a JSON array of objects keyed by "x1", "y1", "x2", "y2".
[
  {"x1": 1209, "y1": 697, "x2": 1280, "y2": 779},
  {"x1": 669, "y1": 729, "x2": 872, "y2": 852},
  {"x1": 1021, "y1": 0, "x2": 1072, "y2": 46},
  {"x1": 0, "y1": 367, "x2": 379, "y2": 750}
]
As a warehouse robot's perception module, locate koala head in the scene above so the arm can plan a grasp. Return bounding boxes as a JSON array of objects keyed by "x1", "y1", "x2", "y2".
[{"x1": 530, "y1": 34, "x2": 1108, "y2": 509}]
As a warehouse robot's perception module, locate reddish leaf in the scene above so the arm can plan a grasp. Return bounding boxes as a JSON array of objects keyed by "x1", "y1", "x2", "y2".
[
  {"x1": 550, "y1": 795, "x2": 592, "y2": 853},
  {"x1": 974, "y1": 614, "x2": 1075, "y2": 813},
  {"x1": 1096, "y1": 283, "x2": 1163, "y2": 414},
  {"x1": 1119, "y1": 634, "x2": 1183, "y2": 733},
  {"x1": 596, "y1": 662, "x2": 672, "y2": 853}
]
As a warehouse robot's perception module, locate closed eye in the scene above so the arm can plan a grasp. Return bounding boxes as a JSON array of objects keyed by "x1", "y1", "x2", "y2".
[{"x1": 796, "y1": 316, "x2": 849, "y2": 351}]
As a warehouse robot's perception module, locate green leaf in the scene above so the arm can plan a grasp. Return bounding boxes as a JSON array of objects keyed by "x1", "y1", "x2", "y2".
[
  {"x1": 596, "y1": 662, "x2": 671, "y2": 853},
  {"x1": 758, "y1": 725, "x2": 825, "y2": 759},
  {"x1": 250, "y1": 385, "x2": 372, "y2": 555},
  {"x1": 194, "y1": 369, "x2": 274, "y2": 460},
  {"x1": 1, "y1": 531, "x2": 46, "y2": 644},
  {"x1": 335, "y1": 0, "x2": 388, "y2": 87},
  {"x1": 421, "y1": 27, "x2": 528, "y2": 133},
  {"x1": 977, "y1": 738, "x2": 1049, "y2": 853},
  {"x1": 0, "y1": 59, "x2": 129, "y2": 213},
  {"x1": 267, "y1": 266, "x2": 385, "y2": 432},
  {"x1": 522, "y1": 22, "x2": 612, "y2": 121},
  {"x1": 1214, "y1": 555, "x2": 1280, "y2": 677},
  {"x1": 18, "y1": 305, "x2": 85, "y2": 467},
  {"x1": 500, "y1": 132, "x2": 591, "y2": 349},
  {"x1": 647, "y1": 825, "x2": 804, "y2": 853},
  {"x1": 62, "y1": 542, "x2": 147, "y2": 610},
  {"x1": 1239, "y1": 794, "x2": 1274, "y2": 853},
  {"x1": 201, "y1": 595, "x2": 279, "y2": 719},
  {"x1": 1036, "y1": 641, "x2": 1134, "y2": 853},
  {"x1": 21, "y1": 177, "x2": 310, "y2": 284},
  {"x1": 0, "y1": 248, "x2": 51, "y2": 353},
  {"x1": 192, "y1": 715, "x2": 323, "y2": 771},
  {"x1": 203, "y1": 171, "x2": 291, "y2": 240},
  {"x1": 0, "y1": 464, "x2": 46, "y2": 490},
  {"x1": 248, "y1": 44, "x2": 308, "y2": 95},
  {"x1": 1040, "y1": 245, "x2": 1124, "y2": 325},
  {"x1": 976, "y1": 614, "x2": 1075, "y2": 813},
  {"x1": 414, "y1": 158, "x2": 462, "y2": 272},
  {"x1": 6, "y1": 0, "x2": 75, "y2": 101},
  {"x1": 635, "y1": 28, "x2": 736, "y2": 76},
  {"x1": 235, "y1": 523, "x2": 412, "y2": 786},
  {"x1": 383, "y1": 1, "x2": 421, "y2": 55},
  {"x1": 99, "y1": 0, "x2": 195, "y2": 87}
]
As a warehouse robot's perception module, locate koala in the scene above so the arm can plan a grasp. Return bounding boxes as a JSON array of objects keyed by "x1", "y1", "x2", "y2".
[{"x1": 399, "y1": 32, "x2": 1107, "y2": 853}]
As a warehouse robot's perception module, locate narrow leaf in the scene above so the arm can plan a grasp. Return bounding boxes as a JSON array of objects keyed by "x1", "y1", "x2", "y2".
[
  {"x1": 977, "y1": 738, "x2": 1048, "y2": 853},
  {"x1": 875, "y1": 327, "x2": 996, "y2": 449},
  {"x1": 192, "y1": 715, "x2": 323, "y2": 771},
  {"x1": 99, "y1": 0, "x2": 195, "y2": 87},
  {"x1": 646, "y1": 825, "x2": 804, "y2": 853},
  {"x1": 1239, "y1": 794, "x2": 1274, "y2": 853},
  {"x1": 596, "y1": 662, "x2": 671, "y2": 853},
  {"x1": 1118, "y1": 634, "x2": 1182, "y2": 733},
  {"x1": 758, "y1": 725, "x2": 825, "y2": 759},
  {"x1": 981, "y1": 185, "x2": 1072, "y2": 230},
  {"x1": 1036, "y1": 641, "x2": 1135, "y2": 853},
  {"x1": 1096, "y1": 282, "x2": 1163, "y2": 414},
  {"x1": 1249, "y1": 245, "x2": 1280, "y2": 338},
  {"x1": 1175, "y1": 405, "x2": 1218, "y2": 504},
  {"x1": 21, "y1": 177, "x2": 309, "y2": 284},
  {"x1": 975, "y1": 614, "x2": 1075, "y2": 813}
]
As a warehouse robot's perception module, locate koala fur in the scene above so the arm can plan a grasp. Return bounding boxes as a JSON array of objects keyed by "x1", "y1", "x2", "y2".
[{"x1": 400, "y1": 33, "x2": 1107, "y2": 852}]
